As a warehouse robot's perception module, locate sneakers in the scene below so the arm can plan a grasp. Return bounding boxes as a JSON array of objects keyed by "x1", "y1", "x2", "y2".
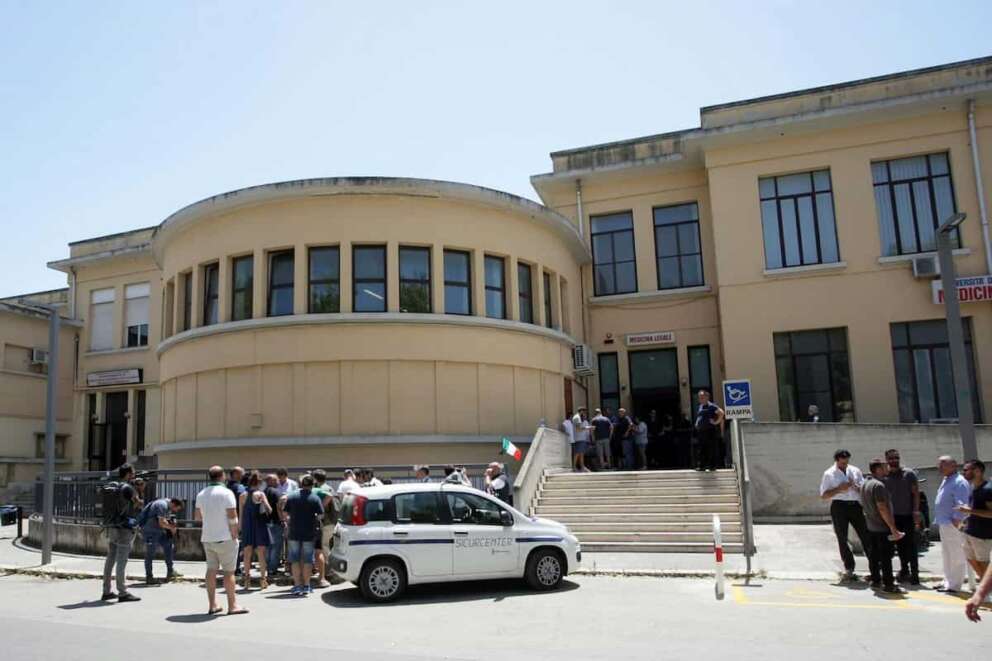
[
  {"x1": 117, "y1": 592, "x2": 142, "y2": 603},
  {"x1": 314, "y1": 579, "x2": 331, "y2": 589},
  {"x1": 290, "y1": 585, "x2": 303, "y2": 596},
  {"x1": 882, "y1": 584, "x2": 905, "y2": 594},
  {"x1": 145, "y1": 577, "x2": 162, "y2": 586},
  {"x1": 100, "y1": 592, "x2": 118, "y2": 601},
  {"x1": 166, "y1": 571, "x2": 184, "y2": 581},
  {"x1": 841, "y1": 571, "x2": 862, "y2": 582}
]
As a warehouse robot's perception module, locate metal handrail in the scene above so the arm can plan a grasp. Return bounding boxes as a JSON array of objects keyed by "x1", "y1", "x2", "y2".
[{"x1": 730, "y1": 420, "x2": 756, "y2": 575}]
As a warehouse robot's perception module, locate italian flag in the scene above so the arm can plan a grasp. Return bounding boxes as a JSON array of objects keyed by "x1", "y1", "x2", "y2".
[{"x1": 500, "y1": 436, "x2": 522, "y2": 461}]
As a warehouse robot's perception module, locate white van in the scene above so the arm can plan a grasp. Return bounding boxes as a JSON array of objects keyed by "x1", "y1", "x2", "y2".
[{"x1": 329, "y1": 482, "x2": 581, "y2": 602}]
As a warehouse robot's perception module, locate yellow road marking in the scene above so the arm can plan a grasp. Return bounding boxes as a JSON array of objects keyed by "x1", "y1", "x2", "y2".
[{"x1": 731, "y1": 585, "x2": 750, "y2": 604}]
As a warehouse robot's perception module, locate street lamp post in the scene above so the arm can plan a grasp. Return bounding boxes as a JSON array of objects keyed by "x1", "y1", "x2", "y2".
[
  {"x1": 935, "y1": 212, "x2": 978, "y2": 461},
  {"x1": 37, "y1": 304, "x2": 61, "y2": 566}
]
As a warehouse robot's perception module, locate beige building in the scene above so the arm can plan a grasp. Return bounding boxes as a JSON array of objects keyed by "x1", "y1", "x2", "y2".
[{"x1": 3, "y1": 55, "x2": 990, "y2": 474}]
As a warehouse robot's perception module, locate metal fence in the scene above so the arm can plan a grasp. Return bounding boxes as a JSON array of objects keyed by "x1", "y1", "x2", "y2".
[{"x1": 35, "y1": 464, "x2": 493, "y2": 525}]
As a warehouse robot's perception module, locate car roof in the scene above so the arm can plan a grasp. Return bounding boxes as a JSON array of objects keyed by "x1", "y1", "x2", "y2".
[{"x1": 351, "y1": 482, "x2": 479, "y2": 498}]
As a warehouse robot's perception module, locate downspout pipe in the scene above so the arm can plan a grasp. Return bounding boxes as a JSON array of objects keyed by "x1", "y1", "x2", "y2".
[{"x1": 967, "y1": 99, "x2": 992, "y2": 275}]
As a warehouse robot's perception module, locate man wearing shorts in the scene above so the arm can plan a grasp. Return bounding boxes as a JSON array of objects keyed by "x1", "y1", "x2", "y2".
[
  {"x1": 571, "y1": 406, "x2": 591, "y2": 472},
  {"x1": 195, "y1": 466, "x2": 246, "y2": 615},
  {"x1": 280, "y1": 474, "x2": 325, "y2": 596},
  {"x1": 311, "y1": 469, "x2": 335, "y2": 589},
  {"x1": 959, "y1": 460, "x2": 992, "y2": 583}
]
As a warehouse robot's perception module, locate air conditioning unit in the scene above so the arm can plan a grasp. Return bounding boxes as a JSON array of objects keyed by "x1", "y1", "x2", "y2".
[
  {"x1": 572, "y1": 345, "x2": 595, "y2": 376},
  {"x1": 30, "y1": 348, "x2": 49, "y2": 365},
  {"x1": 911, "y1": 255, "x2": 940, "y2": 279}
]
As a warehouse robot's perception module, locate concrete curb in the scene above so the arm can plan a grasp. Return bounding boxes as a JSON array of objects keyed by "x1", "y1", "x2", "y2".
[{"x1": 0, "y1": 563, "x2": 344, "y2": 587}]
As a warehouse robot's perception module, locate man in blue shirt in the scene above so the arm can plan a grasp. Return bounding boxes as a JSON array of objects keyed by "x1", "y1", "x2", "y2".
[
  {"x1": 138, "y1": 496, "x2": 183, "y2": 585},
  {"x1": 933, "y1": 456, "x2": 971, "y2": 593},
  {"x1": 693, "y1": 390, "x2": 724, "y2": 472},
  {"x1": 279, "y1": 474, "x2": 324, "y2": 596}
]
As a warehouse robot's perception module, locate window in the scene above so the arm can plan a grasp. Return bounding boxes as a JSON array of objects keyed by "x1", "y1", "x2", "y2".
[
  {"x1": 591, "y1": 212, "x2": 637, "y2": 296},
  {"x1": 134, "y1": 390, "x2": 146, "y2": 455},
  {"x1": 89, "y1": 288, "x2": 115, "y2": 351},
  {"x1": 542, "y1": 271, "x2": 554, "y2": 329},
  {"x1": 34, "y1": 433, "x2": 68, "y2": 460},
  {"x1": 353, "y1": 245, "x2": 387, "y2": 312},
  {"x1": 484, "y1": 255, "x2": 506, "y2": 319},
  {"x1": 124, "y1": 283, "x2": 150, "y2": 347},
  {"x1": 688, "y1": 345, "x2": 712, "y2": 397},
  {"x1": 308, "y1": 247, "x2": 340, "y2": 313},
  {"x1": 560, "y1": 278, "x2": 569, "y2": 334},
  {"x1": 598, "y1": 352, "x2": 620, "y2": 413},
  {"x1": 181, "y1": 272, "x2": 192, "y2": 331},
  {"x1": 267, "y1": 250, "x2": 294, "y2": 316},
  {"x1": 445, "y1": 492, "x2": 506, "y2": 526},
  {"x1": 202, "y1": 263, "x2": 219, "y2": 326},
  {"x1": 3, "y1": 344, "x2": 43, "y2": 374},
  {"x1": 163, "y1": 280, "x2": 174, "y2": 338},
  {"x1": 873, "y1": 153, "x2": 958, "y2": 256},
  {"x1": 399, "y1": 246, "x2": 431, "y2": 313},
  {"x1": 759, "y1": 170, "x2": 840, "y2": 269},
  {"x1": 231, "y1": 255, "x2": 253, "y2": 321},
  {"x1": 891, "y1": 319, "x2": 981, "y2": 423},
  {"x1": 774, "y1": 328, "x2": 854, "y2": 422},
  {"x1": 393, "y1": 492, "x2": 442, "y2": 524},
  {"x1": 443, "y1": 250, "x2": 472, "y2": 315},
  {"x1": 517, "y1": 262, "x2": 533, "y2": 323},
  {"x1": 654, "y1": 203, "x2": 704, "y2": 288}
]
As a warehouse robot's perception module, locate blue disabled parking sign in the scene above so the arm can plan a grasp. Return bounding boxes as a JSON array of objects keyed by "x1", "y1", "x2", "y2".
[{"x1": 722, "y1": 379, "x2": 753, "y2": 420}]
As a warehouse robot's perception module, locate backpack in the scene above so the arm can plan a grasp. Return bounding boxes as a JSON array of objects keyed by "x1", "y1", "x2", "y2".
[{"x1": 100, "y1": 481, "x2": 128, "y2": 527}]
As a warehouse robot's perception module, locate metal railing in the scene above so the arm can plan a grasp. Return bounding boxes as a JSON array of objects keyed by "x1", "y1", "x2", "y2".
[
  {"x1": 35, "y1": 464, "x2": 493, "y2": 525},
  {"x1": 729, "y1": 420, "x2": 756, "y2": 575}
]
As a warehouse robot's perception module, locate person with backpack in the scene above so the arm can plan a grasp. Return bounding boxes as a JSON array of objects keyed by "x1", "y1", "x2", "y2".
[
  {"x1": 137, "y1": 496, "x2": 184, "y2": 585},
  {"x1": 101, "y1": 463, "x2": 142, "y2": 602}
]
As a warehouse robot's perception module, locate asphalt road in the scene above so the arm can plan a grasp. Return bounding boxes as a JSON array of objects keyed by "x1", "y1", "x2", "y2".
[{"x1": 0, "y1": 572, "x2": 986, "y2": 660}]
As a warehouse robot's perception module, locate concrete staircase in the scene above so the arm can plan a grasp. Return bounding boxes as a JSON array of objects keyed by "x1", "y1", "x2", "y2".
[{"x1": 533, "y1": 469, "x2": 743, "y2": 553}]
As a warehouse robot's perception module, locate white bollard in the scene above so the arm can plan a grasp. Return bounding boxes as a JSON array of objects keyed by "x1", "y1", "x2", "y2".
[{"x1": 713, "y1": 513, "x2": 725, "y2": 600}]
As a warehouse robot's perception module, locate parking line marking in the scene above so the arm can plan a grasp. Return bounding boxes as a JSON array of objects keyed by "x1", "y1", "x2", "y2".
[{"x1": 731, "y1": 585, "x2": 750, "y2": 605}]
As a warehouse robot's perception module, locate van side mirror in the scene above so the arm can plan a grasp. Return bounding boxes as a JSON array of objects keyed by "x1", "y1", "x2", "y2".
[{"x1": 500, "y1": 510, "x2": 513, "y2": 527}]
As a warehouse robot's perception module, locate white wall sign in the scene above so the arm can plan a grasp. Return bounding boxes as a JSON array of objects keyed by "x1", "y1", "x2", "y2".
[
  {"x1": 625, "y1": 331, "x2": 676, "y2": 347},
  {"x1": 87, "y1": 368, "x2": 142, "y2": 387},
  {"x1": 932, "y1": 275, "x2": 992, "y2": 304}
]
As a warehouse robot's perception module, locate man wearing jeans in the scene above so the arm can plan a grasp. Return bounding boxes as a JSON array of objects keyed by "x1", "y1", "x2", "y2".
[
  {"x1": 818, "y1": 449, "x2": 869, "y2": 581},
  {"x1": 195, "y1": 466, "x2": 246, "y2": 615},
  {"x1": 263, "y1": 473, "x2": 284, "y2": 579},
  {"x1": 101, "y1": 463, "x2": 141, "y2": 603},
  {"x1": 139, "y1": 496, "x2": 184, "y2": 584},
  {"x1": 280, "y1": 474, "x2": 324, "y2": 596}
]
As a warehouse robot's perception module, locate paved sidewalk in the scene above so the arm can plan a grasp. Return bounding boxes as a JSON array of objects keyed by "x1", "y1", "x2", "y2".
[{"x1": 1, "y1": 523, "x2": 951, "y2": 582}]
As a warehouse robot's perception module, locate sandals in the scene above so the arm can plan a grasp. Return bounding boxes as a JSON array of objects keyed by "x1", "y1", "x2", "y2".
[
  {"x1": 259, "y1": 578, "x2": 269, "y2": 590},
  {"x1": 227, "y1": 607, "x2": 249, "y2": 615}
]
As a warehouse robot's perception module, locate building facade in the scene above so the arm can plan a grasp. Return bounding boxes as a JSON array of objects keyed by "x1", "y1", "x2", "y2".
[{"x1": 3, "y1": 56, "x2": 990, "y2": 474}]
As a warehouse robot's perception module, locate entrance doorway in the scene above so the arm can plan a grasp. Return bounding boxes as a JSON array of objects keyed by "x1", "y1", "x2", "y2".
[
  {"x1": 104, "y1": 392, "x2": 129, "y2": 471},
  {"x1": 628, "y1": 349, "x2": 685, "y2": 469}
]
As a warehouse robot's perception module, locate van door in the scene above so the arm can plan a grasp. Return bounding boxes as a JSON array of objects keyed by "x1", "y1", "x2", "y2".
[
  {"x1": 389, "y1": 492, "x2": 452, "y2": 577},
  {"x1": 445, "y1": 491, "x2": 518, "y2": 576}
]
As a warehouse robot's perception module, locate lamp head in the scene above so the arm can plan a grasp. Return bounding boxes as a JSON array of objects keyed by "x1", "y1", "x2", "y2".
[{"x1": 938, "y1": 212, "x2": 966, "y2": 234}]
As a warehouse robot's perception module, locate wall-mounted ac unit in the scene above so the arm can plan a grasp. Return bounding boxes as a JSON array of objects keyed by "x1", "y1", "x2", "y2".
[
  {"x1": 572, "y1": 345, "x2": 595, "y2": 376},
  {"x1": 30, "y1": 348, "x2": 49, "y2": 365},
  {"x1": 911, "y1": 255, "x2": 940, "y2": 278}
]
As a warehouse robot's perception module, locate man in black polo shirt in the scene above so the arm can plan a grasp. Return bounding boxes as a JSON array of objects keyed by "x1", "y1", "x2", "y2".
[
  {"x1": 959, "y1": 459, "x2": 992, "y2": 583},
  {"x1": 694, "y1": 390, "x2": 724, "y2": 472}
]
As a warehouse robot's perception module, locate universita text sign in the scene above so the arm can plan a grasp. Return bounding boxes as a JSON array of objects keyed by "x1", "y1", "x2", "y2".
[
  {"x1": 625, "y1": 331, "x2": 675, "y2": 347},
  {"x1": 932, "y1": 275, "x2": 992, "y2": 304}
]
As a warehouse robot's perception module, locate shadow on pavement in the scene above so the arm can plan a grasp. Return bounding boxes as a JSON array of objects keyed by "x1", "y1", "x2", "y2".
[
  {"x1": 322, "y1": 578, "x2": 580, "y2": 608},
  {"x1": 58, "y1": 600, "x2": 115, "y2": 610},
  {"x1": 165, "y1": 613, "x2": 220, "y2": 624}
]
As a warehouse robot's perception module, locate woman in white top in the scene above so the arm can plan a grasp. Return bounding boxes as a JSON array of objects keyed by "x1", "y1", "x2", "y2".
[{"x1": 633, "y1": 416, "x2": 649, "y2": 470}]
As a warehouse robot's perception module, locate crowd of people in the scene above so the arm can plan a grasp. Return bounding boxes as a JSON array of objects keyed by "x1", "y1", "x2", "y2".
[
  {"x1": 820, "y1": 448, "x2": 992, "y2": 621},
  {"x1": 98, "y1": 460, "x2": 516, "y2": 614},
  {"x1": 562, "y1": 390, "x2": 727, "y2": 472}
]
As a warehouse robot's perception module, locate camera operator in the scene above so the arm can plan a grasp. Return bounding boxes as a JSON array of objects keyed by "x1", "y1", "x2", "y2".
[{"x1": 138, "y1": 496, "x2": 184, "y2": 584}]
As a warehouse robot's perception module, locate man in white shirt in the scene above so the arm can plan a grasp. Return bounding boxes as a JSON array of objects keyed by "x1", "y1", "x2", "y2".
[
  {"x1": 571, "y1": 406, "x2": 592, "y2": 472},
  {"x1": 195, "y1": 466, "x2": 246, "y2": 615},
  {"x1": 819, "y1": 449, "x2": 869, "y2": 581},
  {"x1": 337, "y1": 469, "x2": 359, "y2": 496},
  {"x1": 275, "y1": 467, "x2": 299, "y2": 496}
]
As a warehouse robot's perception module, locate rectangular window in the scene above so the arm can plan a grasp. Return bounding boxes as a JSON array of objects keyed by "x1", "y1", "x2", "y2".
[
  {"x1": 517, "y1": 262, "x2": 533, "y2": 324},
  {"x1": 443, "y1": 250, "x2": 472, "y2": 315},
  {"x1": 598, "y1": 352, "x2": 620, "y2": 414},
  {"x1": 560, "y1": 278, "x2": 569, "y2": 334},
  {"x1": 688, "y1": 345, "x2": 712, "y2": 397},
  {"x1": 891, "y1": 319, "x2": 981, "y2": 423},
  {"x1": 654, "y1": 203, "x2": 704, "y2": 289},
  {"x1": 353, "y1": 245, "x2": 387, "y2": 312},
  {"x1": 873, "y1": 153, "x2": 958, "y2": 256},
  {"x1": 484, "y1": 255, "x2": 506, "y2": 319},
  {"x1": 181, "y1": 272, "x2": 192, "y2": 331},
  {"x1": 399, "y1": 246, "x2": 431, "y2": 313},
  {"x1": 267, "y1": 250, "x2": 295, "y2": 317},
  {"x1": 231, "y1": 255, "x2": 253, "y2": 321},
  {"x1": 134, "y1": 390, "x2": 146, "y2": 455},
  {"x1": 542, "y1": 271, "x2": 554, "y2": 329},
  {"x1": 774, "y1": 328, "x2": 855, "y2": 422},
  {"x1": 759, "y1": 170, "x2": 840, "y2": 269},
  {"x1": 89, "y1": 288, "x2": 115, "y2": 351},
  {"x1": 124, "y1": 283, "x2": 150, "y2": 348},
  {"x1": 591, "y1": 212, "x2": 637, "y2": 296},
  {"x1": 308, "y1": 246, "x2": 340, "y2": 313},
  {"x1": 392, "y1": 492, "x2": 442, "y2": 524},
  {"x1": 202, "y1": 263, "x2": 219, "y2": 326}
]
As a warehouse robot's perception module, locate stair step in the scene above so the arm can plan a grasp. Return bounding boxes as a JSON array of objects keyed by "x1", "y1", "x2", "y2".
[
  {"x1": 541, "y1": 512, "x2": 741, "y2": 524},
  {"x1": 536, "y1": 504, "x2": 741, "y2": 515},
  {"x1": 541, "y1": 486, "x2": 739, "y2": 496},
  {"x1": 567, "y1": 522, "x2": 741, "y2": 533},
  {"x1": 580, "y1": 541, "x2": 743, "y2": 554},
  {"x1": 539, "y1": 494, "x2": 739, "y2": 504},
  {"x1": 575, "y1": 530, "x2": 743, "y2": 542},
  {"x1": 548, "y1": 469, "x2": 734, "y2": 480}
]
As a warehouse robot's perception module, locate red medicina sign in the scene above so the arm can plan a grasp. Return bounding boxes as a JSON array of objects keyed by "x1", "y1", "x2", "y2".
[{"x1": 931, "y1": 275, "x2": 992, "y2": 304}]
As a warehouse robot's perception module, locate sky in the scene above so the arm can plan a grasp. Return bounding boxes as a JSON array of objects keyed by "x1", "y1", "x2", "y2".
[{"x1": 1, "y1": 0, "x2": 991, "y2": 297}]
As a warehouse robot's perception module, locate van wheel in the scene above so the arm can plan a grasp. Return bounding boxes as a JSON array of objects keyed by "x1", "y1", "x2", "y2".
[
  {"x1": 525, "y1": 549, "x2": 563, "y2": 590},
  {"x1": 359, "y1": 558, "x2": 406, "y2": 602}
]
